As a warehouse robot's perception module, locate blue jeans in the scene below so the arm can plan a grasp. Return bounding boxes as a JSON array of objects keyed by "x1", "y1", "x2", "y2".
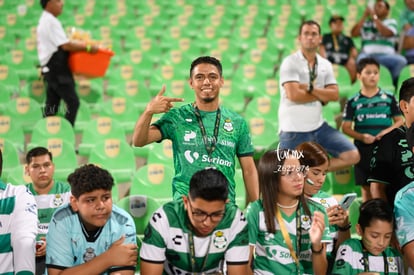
[
  {"x1": 357, "y1": 53, "x2": 407, "y2": 86},
  {"x1": 279, "y1": 122, "x2": 357, "y2": 157}
]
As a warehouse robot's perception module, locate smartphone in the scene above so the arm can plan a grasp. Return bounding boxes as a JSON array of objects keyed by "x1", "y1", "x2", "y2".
[{"x1": 338, "y1": 193, "x2": 357, "y2": 211}]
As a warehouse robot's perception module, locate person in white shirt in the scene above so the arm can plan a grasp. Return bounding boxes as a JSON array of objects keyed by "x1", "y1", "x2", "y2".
[{"x1": 36, "y1": 0, "x2": 98, "y2": 126}]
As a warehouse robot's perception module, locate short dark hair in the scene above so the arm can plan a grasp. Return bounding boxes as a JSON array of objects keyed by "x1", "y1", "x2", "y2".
[
  {"x1": 299, "y1": 20, "x2": 321, "y2": 35},
  {"x1": 40, "y1": 0, "x2": 49, "y2": 9},
  {"x1": 26, "y1": 147, "x2": 53, "y2": 164},
  {"x1": 356, "y1": 57, "x2": 380, "y2": 74},
  {"x1": 358, "y1": 198, "x2": 394, "y2": 231},
  {"x1": 399, "y1": 77, "x2": 414, "y2": 103},
  {"x1": 190, "y1": 56, "x2": 223, "y2": 78},
  {"x1": 68, "y1": 164, "x2": 114, "y2": 198},
  {"x1": 188, "y1": 168, "x2": 228, "y2": 201}
]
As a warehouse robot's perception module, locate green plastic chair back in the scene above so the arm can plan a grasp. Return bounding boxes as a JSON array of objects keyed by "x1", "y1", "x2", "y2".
[
  {"x1": 0, "y1": 138, "x2": 21, "y2": 181},
  {"x1": 130, "y1": 163, "x2": 174, "y2": 205},
  {"x1": 88, "y1": 138, "x2": 136, "y2": 184},
  {"x1": 116, "y1": 194, "x2": 161, "y2": 235},
  {"x1": 78, "y1": 117, "x2": 126, "y2": 157},
  {"x1": 0, "y1": 115, "x2": 25, "y2": 152},
  {"x1": 28, "y1": 116, "x2": 76, "y2": 149},
  {"x1": 0, "y1": 96, "x2": 42, "y2": 133}
]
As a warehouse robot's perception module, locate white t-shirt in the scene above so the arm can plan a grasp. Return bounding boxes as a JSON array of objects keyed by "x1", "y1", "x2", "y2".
[
  {"x1": 37, "y1": 10, "x2": 69, "y2": 66},
  {"x1": 278, "y1": 51, "x2": 337, "y2": 132}
]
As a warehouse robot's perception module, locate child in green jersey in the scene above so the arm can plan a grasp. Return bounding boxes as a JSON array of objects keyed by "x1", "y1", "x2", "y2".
[
  {"x1": 341, "y1": 57, "x2": 403, "y2": 202},
  {"x1": 332, "y1": 198, "x2": 403, "y2": 275}
]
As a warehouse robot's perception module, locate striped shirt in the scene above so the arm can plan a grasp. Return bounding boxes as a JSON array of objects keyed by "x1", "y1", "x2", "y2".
[{"x1": 0, "y1": 180, "x2": 38, "y2": 275}]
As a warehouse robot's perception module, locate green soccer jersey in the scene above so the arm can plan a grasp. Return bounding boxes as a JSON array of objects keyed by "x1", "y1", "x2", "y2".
[
  {"x1": 140, "y1": 200, "x2": 249, "y2": 274},
  {"x1": 342, "y1": 89, "x2": 401, "y2": 143},
  {"x1": 153, "y1": 103, "x2": 254, "y2": 203},
  {"x1": 27, "y1": 180, "x2": 71, "y2": 238},
  {"x1": 331, "y1": 238, "x2": 403, "y2": 275},
  {"x1": 246, "y1": 199, "x2": 331, "y2": 275}
]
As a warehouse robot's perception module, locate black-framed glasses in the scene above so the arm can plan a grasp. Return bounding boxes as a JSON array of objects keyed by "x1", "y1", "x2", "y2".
[{"x1": 187, "y1": 199, "x2": 225, "y2": 223}]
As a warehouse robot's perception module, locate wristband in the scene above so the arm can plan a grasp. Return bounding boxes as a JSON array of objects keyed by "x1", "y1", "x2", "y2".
[
  {"x1": 311, "y1": 244, "x2": 324, "y2": 254},
  {"x1": 337, "y1": 222, "x2": 351, "y2": 232},
  {"x1": 86, "y1": 44, "x2": 91, "y2": 53},
  {"x1": 307, "y1": 83, "x2": 313, "y2": 93}
]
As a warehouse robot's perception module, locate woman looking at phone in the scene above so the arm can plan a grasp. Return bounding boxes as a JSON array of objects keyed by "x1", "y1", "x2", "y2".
[{"x1": 296, "y1": 141, "x2": 351, "y2": 273}]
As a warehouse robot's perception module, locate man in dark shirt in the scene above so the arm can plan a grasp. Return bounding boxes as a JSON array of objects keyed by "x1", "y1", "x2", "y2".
[{"x1": 320, "y1": 15, "x2": 358, "y2": 83}]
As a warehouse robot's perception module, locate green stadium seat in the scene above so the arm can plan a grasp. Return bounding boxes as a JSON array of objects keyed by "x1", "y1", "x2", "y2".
[
  {"x1": 28, "y1": 116, "x2": 76, "y2": 149},
  {"x1": 78, "y1": 116, "x2": 126, "y2": 157},
  {"x1": 130, "y1": 163, "x2": 174, "y2": 205},
  {"x1": 0, "y1": 115, "x2": 25, "y2": 152},
  {"x1": 0, "y1": 96, "x2": 43, "y2": 134},
  {"x1": 0, "y1": 138, "x2": 21, "y2": 182},
  {"x1": 88, "y1": 138, "x2": 136, "y2": 184}
]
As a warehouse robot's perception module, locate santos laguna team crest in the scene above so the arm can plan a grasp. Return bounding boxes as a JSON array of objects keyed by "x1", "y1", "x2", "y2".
[
  {"x1": 213, "y1": 231, "x2": 227, "y2": 249},
  {"x1": 223, "y1": 119, "x2": 233, "y2": 132},
  {"x1": 53, "y1": 194, "x2": 64, "y2": 207},
  {"x1": 83, "y1": 247, "x2": 96, "y2": 262},
  {"x1": 301, "y1": 215, "x2": 311, "y2": 230}
]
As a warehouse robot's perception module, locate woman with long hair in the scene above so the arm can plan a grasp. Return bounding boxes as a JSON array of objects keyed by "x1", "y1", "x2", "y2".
[{"x1": 247, "y1": 149, "x2": 330, "y2": 275}]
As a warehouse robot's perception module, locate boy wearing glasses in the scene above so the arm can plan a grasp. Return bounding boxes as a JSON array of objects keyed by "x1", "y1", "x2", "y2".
[
  {"x1": 140, "y1": 168, "x2": 249, "y2": 275},
  {"x1": 25, "y1": 147, "x2": 71, "y2": 275},
  {"x1": 46, "y1": 164, "x2": 138, "y2": 275}
]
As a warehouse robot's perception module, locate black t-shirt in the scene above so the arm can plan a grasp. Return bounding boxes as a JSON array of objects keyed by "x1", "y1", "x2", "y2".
[
  {"x1": 322, "y1": 33, "x2": 355, "y2": 65},
  {"x1": 368, "y1": 126, "x2": 414, "y2": 206}
]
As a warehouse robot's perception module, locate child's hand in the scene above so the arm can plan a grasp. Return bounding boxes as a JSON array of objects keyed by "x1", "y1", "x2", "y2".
[
  {"x1": 361, "y1": 133, "x2": 376, "y2": 144},
  {"x1": 108, "y1": 236, "x2": 138, "y2": 267}
]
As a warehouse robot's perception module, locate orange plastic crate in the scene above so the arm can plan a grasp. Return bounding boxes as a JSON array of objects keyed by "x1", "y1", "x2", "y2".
[{"x1": 69, "y1": 48, "x2": 114, "y2": 78}]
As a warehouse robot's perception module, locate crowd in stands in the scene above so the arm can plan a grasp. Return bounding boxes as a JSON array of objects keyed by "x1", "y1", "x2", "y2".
[{"x1": 2, "y1": 0, "x2": 414, "y2": 274}]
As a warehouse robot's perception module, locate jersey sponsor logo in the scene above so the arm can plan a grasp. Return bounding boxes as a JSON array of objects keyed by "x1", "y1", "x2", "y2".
[
  {"x1": 26, "y1": 202, "x2": 37, "y2": 216},
  {"x1": 172, "y1": 234, "x2": 183, "y2": 246},
  {"x1": 184, "y1": 151, "x2": 233, "y2": 167},
  {"x1": 83, "y1": 247, "x2": 96, "y2": 262},
  {"x1": 152, "y1": 211, "x2": 162, "y2": 223},
  {"x1": 184, "y1": 130, "x2": 196, "y2": 142},
  {"x1": 213, "y1": 230, "x2": 227, "y2": 249},
  {"x1": 201, "y1": 155, "x2": 232, "y2": 167},
  {"x1": 184, "y1": 150, "x2": 199, "y2": 163},
  {"x1": 219, "y1": 140, "x2": 235, "y2": 148}
]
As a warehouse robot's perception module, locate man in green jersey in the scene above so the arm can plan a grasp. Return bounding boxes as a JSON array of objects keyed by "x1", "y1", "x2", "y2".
[
  {"x1": 139, "y1": 168, "x2": 249, "y2": 275},
  {"x1": 25, "y1": 146, "x2": 71, "y2": 275},
  {"x1": 132, "y1": 56, "x2": 258, "y2": 205}
]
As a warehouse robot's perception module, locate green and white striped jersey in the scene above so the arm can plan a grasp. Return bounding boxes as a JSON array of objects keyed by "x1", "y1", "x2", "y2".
[
  {"x1": 27, "y1": 180, "x2": 71, "y2": 238},
  {"x1": 140, "y1": 200, "x2": 249, "y2": 274},
  {"x1": 331, "y1": 238, "x2": 403, "y2": 275},
  {"x1": 0, "y1": 180, "x2": 37, "y2": 274},
  {"x1": 247, "y1": 199, "x2": 331, "y2": 275}
]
